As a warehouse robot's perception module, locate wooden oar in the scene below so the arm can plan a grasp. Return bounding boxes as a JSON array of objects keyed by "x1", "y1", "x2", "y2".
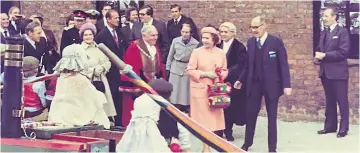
[
  {"x1": 98, "y1": 43, "x2": 244, "y2": 152},
  {"x1": 0, "y1": 73, "x2": 60, "y2": 90}
]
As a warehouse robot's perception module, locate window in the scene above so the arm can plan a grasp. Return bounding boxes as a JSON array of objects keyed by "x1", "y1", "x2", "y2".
[{"x1": 313, "y1": 0, "x2": 359, "y2": 59}]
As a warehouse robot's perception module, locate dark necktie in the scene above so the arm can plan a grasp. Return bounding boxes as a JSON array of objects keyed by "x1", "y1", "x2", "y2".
[
  {"x1": 324, "y1": 27, "x2": 331, "y2": 45},
  {"x1": 4, "y1": 30, "x2": 8, "y2": 37},
  {"x1": 113, "y1": 30, "x2": 119, "y2": 46},
  {"x1": 183, "y1": 38, "x2": 189, "y2": 45},
  {"x1": 175, "y1": 19, "x2": 178, "y2": 25},
  {"x1": 257, "y1": 39, "x2": 262, "y2": 48}
]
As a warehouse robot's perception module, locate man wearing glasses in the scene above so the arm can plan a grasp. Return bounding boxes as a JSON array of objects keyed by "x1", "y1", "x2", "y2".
[
  {"x1": 130, "y1": 5, "x2": 170, "y2": 65},
  {"x1": 234, "y1": 16, "x2": 292, "y2": 153}
]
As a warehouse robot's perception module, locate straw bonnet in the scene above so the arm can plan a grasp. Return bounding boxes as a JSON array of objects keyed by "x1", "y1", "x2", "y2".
[{"x1": 53, "y1": 44, "x2": 89, "y2": 72}]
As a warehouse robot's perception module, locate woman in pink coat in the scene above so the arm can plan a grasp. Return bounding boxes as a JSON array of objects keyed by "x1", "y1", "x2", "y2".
[{"x1": 187, "y1": 26, "x2": 228, "y2": 152}]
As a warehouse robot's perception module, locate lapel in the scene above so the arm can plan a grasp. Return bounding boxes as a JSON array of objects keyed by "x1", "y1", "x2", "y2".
[
  {"x1": 219, "y1": 41, "x2": 224, "y2": 49},
  {"x1": 325, "y1": 25, "x2": 340, "y2": 50},
  {"x1": 227, "y1": 39, "x2": 236, "y2": 57},
  {"x1": 262, "y1": 35, "x2": 270, "y2": 61},
  {"x1": 249, "y1": 37, "x2": 256, "y2": 67},
  {"x1": 319, "y1": 30, "x2": 326, "y2": 52},
  {"x1": 105, "y1": 27, "x2": 119, "y2": 49},
  {"x1": 152, "y1": 19, "x2": 158, "y2": 26},
  {"x1": 178, "y1": 15, "x2": 186, "y2": 25}
]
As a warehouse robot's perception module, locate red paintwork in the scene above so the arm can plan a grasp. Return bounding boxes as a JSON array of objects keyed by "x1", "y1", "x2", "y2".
[
  {"x1": 1, "y1": 138, "x2": 85, "y2": 151},
  {"x1": 23, "y1": 83, "x2": 42, "y2": 109},
  {"x1": 52, "y1": 134, "x2": 103, "y2": 143}
]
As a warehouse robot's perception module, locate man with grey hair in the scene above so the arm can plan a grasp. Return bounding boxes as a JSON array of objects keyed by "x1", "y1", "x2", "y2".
[
  {"x1": 234, "y1": 16, "x2": 292, "y2": 152},
  {"x1": 215, "y1": 22, "x2": 247, "y2": 141},
  {"x1": 119, "y1": 24, "x2": 166, "y2": 127}
]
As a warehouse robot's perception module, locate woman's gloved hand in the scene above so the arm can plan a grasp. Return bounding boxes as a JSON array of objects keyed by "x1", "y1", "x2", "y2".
[{"x1": 201, "y1": 71, "x2": 218, "y2": 79}]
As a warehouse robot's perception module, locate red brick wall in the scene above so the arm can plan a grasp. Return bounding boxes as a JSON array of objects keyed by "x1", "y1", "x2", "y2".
[
  {"x1": 146, "y1": 0, "x2": 359, "y2": 124},
  {"x1": 20, "y1": 1, "x2": 96, "y2": 51},
  {"x1": 18, "y1": 1, "x2": 359, "y2": 124}
]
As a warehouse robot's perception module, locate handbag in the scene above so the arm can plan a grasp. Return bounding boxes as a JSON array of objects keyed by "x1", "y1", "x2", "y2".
[
  {"x1": 91, "y1": 69, "x2": 105, "y2": 93},
  {"x1": 207, "y1": 68, "x2": 232, "y2": 108}
]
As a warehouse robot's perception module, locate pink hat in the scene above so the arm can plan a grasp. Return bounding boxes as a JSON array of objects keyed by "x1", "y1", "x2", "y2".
[
  {"x1": 79, "y1": 23, "x2": 97, "y2": 36},
  {"x1": 201, "y1": 27, "x2": 221, "y2": 44}
]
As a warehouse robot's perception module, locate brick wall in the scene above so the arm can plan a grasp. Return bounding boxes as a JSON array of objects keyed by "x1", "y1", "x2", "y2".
[
  {"x1": 146, "y1": 0, "x2": 359, "y2": 124},
  {"x1": 20, "y1": 1, "x2": 96, "y2": 51},
  {"x1": 19, "y1": 1, "x2": 359, "y2": 124}
]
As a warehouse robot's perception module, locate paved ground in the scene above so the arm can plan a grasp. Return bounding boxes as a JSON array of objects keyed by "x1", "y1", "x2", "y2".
[{"x1": 189, "y1": 117, "x2": 360, "y2": 152}]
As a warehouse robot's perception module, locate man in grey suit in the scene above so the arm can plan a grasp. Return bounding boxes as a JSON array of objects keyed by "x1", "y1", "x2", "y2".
[
  {"x1": 315, "y1": 7, "x2": 350, "y2": 138},
  {"x1": 130, "y1": 5, "x2": 170, "y2": 64}
]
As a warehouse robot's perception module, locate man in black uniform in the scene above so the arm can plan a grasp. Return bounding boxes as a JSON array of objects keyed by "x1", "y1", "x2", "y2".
[
  {"x1": 85, "y1": 9, "x2": 100, "y2": 25},
  {"x1": 59, "y1": 10, "x2": 86, "y2": 55}
]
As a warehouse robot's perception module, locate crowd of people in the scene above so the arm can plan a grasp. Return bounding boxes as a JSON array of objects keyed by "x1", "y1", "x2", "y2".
[{"x1": 0, "y1": 2, "x2": 351, "y2": 153}]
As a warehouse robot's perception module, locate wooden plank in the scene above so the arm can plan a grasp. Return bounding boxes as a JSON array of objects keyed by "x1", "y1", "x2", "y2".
[{"x1": 0, "y1": 138, "x2": 85, "y2": 151}]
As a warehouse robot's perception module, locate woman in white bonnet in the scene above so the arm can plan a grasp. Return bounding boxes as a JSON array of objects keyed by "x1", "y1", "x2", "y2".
[
  {"x1": 47, "y1": 44, "x2": 110, "y2": 129},
  {"x1": 116, "y1": 79, "x2": 174, "y2": 152}
]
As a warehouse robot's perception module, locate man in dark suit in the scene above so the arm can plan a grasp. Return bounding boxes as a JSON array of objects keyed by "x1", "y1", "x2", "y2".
[
  {"x1": 95, "y1": 10, "x2": 128, "y2": 128},
  {"x1": 120, "y1": 7, "x2": 138, "y2": 46},
  {"x1": 59, "y1": 10, "x2": 86, "y2": 54},
  {"x1": 130, "y1": 5, "x2": 170, "y2": 64},
  {"x1": 1, "y1": 13, "x2": 13, "y2": 73},
  {"x1": 7, "y1": 6, "x2": 23, "y2": 35},
  {"x1": 234, "y1": 16, "x2": 292, "y2": 152},
  {"x1": 314, "y1": 8, "x2": 350, "y2": 138},
  {"x1": 30, "y1": 13, "x2": 60, "y2": 74},
  {"x1": 95, "y1": 3, "x2": 112, "y2": 33},
  {"x1": 0, "y1": 13, "x2": 13, "y2": 42},
  {"x1": 215, "y1": 22, "x2": 247, "y2": 141},
  {"x1": 23, "y1": 22, "x2": 46, "y2": 73},
  {"x1": 167, "y1": 4, "x2": 199, "y2": 42}
]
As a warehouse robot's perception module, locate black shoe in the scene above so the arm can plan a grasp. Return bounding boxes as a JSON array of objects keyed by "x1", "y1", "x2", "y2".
[
  {"x1": 241, "y1": 144, "x2": 250, "y2": 151},
  {"x1": 336, "y1": 131, "x2": 348, "y2": 138},
  {"x1": 225, "y1": 134, "x2": 235, "y2": 141},
  {"x1": 110, "y1": 126, "x2": 126, "y2": 131},
  {"x1": 269, "y1": 149, "x2": 277, "y2": 153},
  {"x1": 317, "y1": 129, "x2": 336, "y2": 134}
]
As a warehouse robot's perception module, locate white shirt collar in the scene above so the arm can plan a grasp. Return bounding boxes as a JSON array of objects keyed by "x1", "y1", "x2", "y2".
[
  {"x1": 0, "y1": 27, "x2": 5, "y2": 33},
  {"x1": 104, "y1": 17, "x2": 108, "y2": 26},
  {"x1": 129, "y1": 22, "x2": 133, "y2": 30},
  {"x1": 175, "y1": 15, "x2": 182, "y2": 22},
  {"x1": 145, "y1": 18, "x2": 153, "y2": 26},
  {"x1": 257, "y1": 32, "x2": 268, "y2": 46},
  {"x1": 224, "y1": 38, "x2": 234, "y2": 45},
  {"x1": 329, "y1": 23, "x2": 337, "y2": 32},
  {"x1": 11, "y1": 21, "x2": 17, "y2": 30},
  {"x1": 222, "y1": 38, "x2": 234, "y2": 54},
  {"x1": 25, "y1": 34, "x2": 36, "y2": 49},
  {"x1": 143, "y1": 39, "x2": 157, "y2": 59}
]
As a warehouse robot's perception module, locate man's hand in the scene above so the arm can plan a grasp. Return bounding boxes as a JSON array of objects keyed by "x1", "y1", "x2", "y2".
[
  {"x1": 284, "y1": 88, "x2": 292, "y2": 96},
  {"x1": 233, "y1": 81, "x2": 242, "y2": 89},
  {"x1": 313, "y1": 58, "x2": 321, "y2": 65},
  {"x1": 120, "y1": 64, "x2": 133, "y2": 74},
  {"x1": 315, "y1": 52, "x2": 326, "y2": 60}
]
